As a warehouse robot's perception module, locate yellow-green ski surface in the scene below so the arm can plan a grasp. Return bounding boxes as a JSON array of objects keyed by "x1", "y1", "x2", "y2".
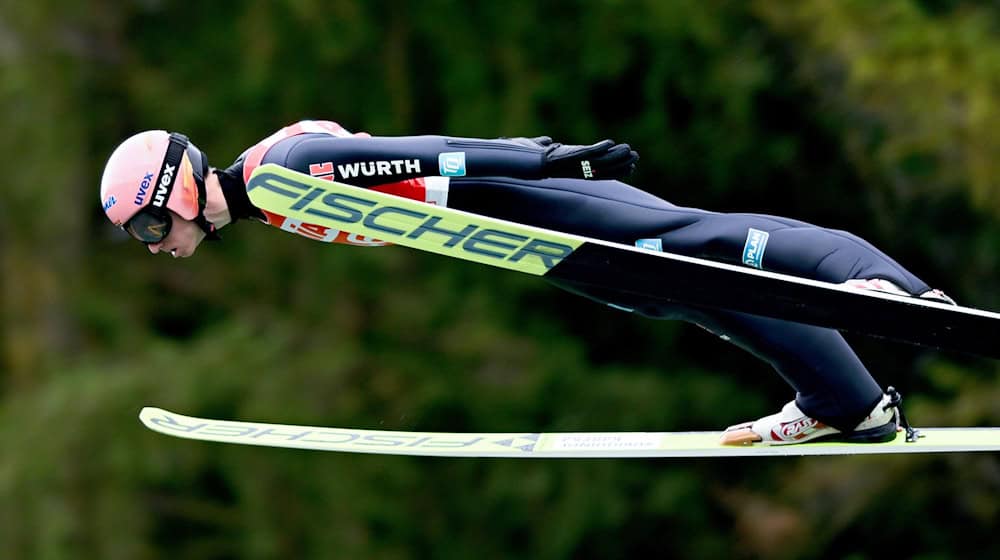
[
  {"x1": 247, "y1": 164, "x2": 583, "y2": 276},
  {"x1": 141, "y1": 407, "x2": 1000, "y2": 458}
]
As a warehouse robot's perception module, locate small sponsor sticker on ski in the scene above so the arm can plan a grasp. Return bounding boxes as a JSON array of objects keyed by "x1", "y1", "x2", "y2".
[{"x1": 549, "y1": 434, "x2": 662, "y2": 450}]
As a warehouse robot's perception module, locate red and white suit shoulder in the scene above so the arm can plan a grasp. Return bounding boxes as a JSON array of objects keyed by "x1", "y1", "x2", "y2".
[{"x1": 245, "y1": 120, "x2": 447, "y2": 246}]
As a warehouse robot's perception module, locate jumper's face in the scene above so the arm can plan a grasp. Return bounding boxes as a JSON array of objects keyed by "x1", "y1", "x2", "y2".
[{"x1": 146, "y1": 210, "x2": 207, "y2": 258}]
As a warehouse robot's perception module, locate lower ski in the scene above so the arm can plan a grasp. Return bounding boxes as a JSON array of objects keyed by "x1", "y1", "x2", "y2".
[
  {"x1": 246, "y1": 165, "x2": 1000, "y2": 358},
  {"x1": 140, "y1": 407, "x2": 1000, "y2": 458}
]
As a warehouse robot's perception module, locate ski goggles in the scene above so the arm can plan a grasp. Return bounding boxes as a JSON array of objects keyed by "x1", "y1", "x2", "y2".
[
  {"x1": 124, "y1": 206, "x2": 174, "y2": 244},
  {"x1": 123, "y1": 132, "x2": 218, "y2": 244}
]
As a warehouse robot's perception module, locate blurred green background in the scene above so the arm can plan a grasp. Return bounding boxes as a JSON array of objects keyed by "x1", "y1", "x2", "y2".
[{"x1": 1, "y1": 0, "x2": 998, "y2": 558}]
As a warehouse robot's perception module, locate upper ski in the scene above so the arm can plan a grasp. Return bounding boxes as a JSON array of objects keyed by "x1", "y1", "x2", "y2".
[{"x1": 247, "y1": 164, "x2": 1000, "y2": 358}]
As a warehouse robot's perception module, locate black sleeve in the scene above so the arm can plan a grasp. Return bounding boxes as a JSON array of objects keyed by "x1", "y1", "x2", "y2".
[
  {"x1": 215, "y1": 155, "x2": 265, "y2": 222},
  {"x1": 265, "y1": 133, "x2": 547, "y2": 187}
]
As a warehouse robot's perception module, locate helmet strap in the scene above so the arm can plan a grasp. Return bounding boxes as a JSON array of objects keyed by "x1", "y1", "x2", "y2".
[
  {"x1": 151, "y1": 133, "x2": 189, "y2": 214},
  {"x1": 192, "y1": 167, "x2": 221, "y2": 241},
  {"x1": 185, "y1": 139, "x2": 222, "y2": 241},
  {"x1": 194, "y1": 214, "x2": 221, "y2": 240}
]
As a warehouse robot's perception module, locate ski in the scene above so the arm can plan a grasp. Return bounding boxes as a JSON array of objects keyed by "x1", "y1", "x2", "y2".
[
  {"x1": 247, "y1": 164, "x2": 1000, "y2": 358},
  {"x1": 140, "y1": 407, "x2": 1000, "y2": 457}
]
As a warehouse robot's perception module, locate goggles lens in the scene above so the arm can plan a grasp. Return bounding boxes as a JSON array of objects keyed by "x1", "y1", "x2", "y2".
[
  {"x1": 124, "y1": 208, "x2": 172, "y2": 244},
  {"x1": 122, "y1": 132, "x2": 189, "y2": 245}
]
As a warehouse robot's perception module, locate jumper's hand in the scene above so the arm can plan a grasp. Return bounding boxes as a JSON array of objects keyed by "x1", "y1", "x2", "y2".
[
  {"x1": 542, "y1": 139, "x2": 638, "y2": 180},
  {"x1": 504, "y1": 136, "x2": 554, "y2": 149}
]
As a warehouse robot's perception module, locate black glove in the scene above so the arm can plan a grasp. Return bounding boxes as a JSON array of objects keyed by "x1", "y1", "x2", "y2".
[
  {"x1": 541, "y1": 139, "x2": 638, "y2": 180},
  {"x1": 504, "y1": 136, "x2": 555, "y2": 149}
]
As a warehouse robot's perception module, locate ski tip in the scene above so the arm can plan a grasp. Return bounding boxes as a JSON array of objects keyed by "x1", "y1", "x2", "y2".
[{"x1": 139, "y1": 406, "x2": 173, "y2": 426}]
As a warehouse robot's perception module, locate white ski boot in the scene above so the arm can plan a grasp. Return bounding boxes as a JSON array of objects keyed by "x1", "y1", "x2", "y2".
[{"x1": 720, "y1": 388, "x2": 918, "y2": 446}]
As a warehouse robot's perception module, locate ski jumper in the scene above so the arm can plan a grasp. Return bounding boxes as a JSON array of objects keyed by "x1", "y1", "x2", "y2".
[{"x1": 217, "y1": 121, "x2": 934, "y2": 432}]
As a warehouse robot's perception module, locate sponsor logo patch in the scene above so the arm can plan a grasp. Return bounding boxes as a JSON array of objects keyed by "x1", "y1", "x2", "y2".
[
  {"x1": 261, "y1": 210, "x2": 387, "y2": 245},
  {"x1": 774, "y1": 418, "x2": 823, "y2": 441},
  {"x1": 635, "y1": 238, "x2": 663, "y2": 252},
  {"x1": 742, "y1": 228, "x2": 769, "y2": 269},
  {"x1": 134, "y1": 172, "x2": 154, "y2": 205},
  {"x1": 309, "y1": 162, "x2": 336, "y2": 182},
  {"x1": 438, "y1": 152, "x2": 467, "y2": 177},
  {"x1": 337, "y1": 160, "x2": 421, "y2": 179},
  {"x1": 152, "y1": 164, "x2": 176, "y2": 208},
  {"x1": 103, "y1": 195, "x2": 117, "y2": 211}
]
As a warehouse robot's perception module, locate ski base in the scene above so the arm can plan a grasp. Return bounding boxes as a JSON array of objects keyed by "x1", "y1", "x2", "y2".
[{"x1": 140, "y1": 408, "x2": 1000, "y2": 458}]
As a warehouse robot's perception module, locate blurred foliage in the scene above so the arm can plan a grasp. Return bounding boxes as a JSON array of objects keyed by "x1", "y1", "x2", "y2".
[{"x1": 0, "y1": 0, "x2": 997, "y2": 558}]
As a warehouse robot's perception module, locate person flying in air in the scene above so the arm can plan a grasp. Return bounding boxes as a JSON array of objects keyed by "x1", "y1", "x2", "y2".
[{"x1": 99, "y1": 120, "x2": 951, "y2": 446}]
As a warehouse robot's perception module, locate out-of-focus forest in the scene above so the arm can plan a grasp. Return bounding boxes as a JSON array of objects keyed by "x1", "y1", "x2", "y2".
[{"x1": 1, "y1": 1, "x2": 997, "y2": 558}]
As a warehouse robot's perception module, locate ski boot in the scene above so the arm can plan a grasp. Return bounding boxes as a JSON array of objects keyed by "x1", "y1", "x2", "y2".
[{"x1": 720, "y1": 387, "x2": 919, "y2": 446}]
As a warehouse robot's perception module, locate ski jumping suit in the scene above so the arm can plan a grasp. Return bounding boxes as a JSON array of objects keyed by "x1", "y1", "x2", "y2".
[{"x1": 217, "y1": 121, "x2": 933, "y2": 432}]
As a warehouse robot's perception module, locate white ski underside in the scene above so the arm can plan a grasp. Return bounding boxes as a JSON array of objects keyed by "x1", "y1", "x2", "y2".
[{"x1": 140, "y1": 407, "x2": 1000, "y2": 458}]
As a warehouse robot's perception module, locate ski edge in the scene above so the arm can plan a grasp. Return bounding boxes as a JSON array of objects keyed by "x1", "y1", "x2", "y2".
[{"x1": 140, "y1": 407, "x2": 1000, "y2": 458}]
